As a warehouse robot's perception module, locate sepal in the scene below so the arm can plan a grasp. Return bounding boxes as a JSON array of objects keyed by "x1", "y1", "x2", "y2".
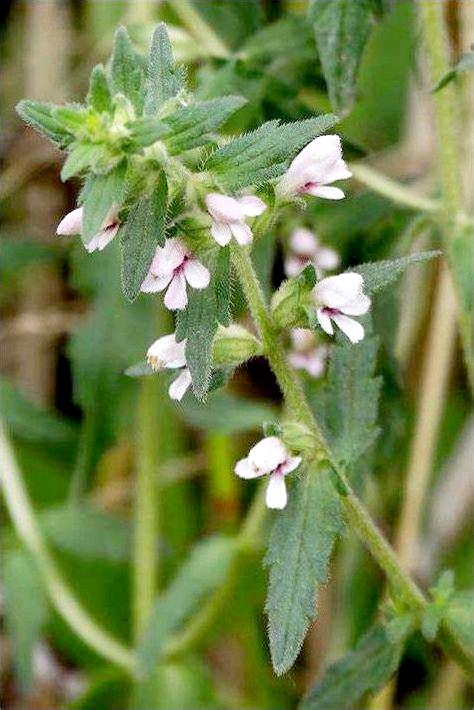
[{"x1": 212, "y1": 324, "x2": 262, "y2": 367}]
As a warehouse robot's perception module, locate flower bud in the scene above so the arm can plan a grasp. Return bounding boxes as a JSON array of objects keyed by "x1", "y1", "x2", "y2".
[
  {"x1": 212, "y1": 324, "x2": 262, "y2": 366},
  {"x1": 281, "y1": 420, "x2": 316, "y2": 454},
  {"x1": 271, "y1": 266, "x2": 315, "y2": 329}
]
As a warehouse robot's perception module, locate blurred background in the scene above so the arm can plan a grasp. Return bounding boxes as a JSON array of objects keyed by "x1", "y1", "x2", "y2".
[{"x1": 1, "y1": 1, "x2": 473, "y2": 708}]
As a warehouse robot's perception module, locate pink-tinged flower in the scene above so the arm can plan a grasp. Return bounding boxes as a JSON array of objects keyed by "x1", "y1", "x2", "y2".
[
  {"x1": 141, "y1": 237, "x2": 210, "y2": 310},
  {"x1": 277, "y1": 135, "x2": 351, "y2": 200},
  {"x1": 235, "y1": 436, "x2": 301, "y2": 510},
  {"x1": 205, "y1": 192, "x2": 266, "y2": 246},
  {"x1": 284, "y1": 228, "x2": 340, "y2": 279},
  {"x1": 313, "y1": 273, "x2": 371, "y2": 344},
  {"x1": 146, "y1": 333, "x2": 192, "y2": 401},
  {"x1": 56, "y1": 206, "x2": 120, "y2": 253},
  {"x1": 288, "y1": 328, "x2": 329, "y2": 378}
]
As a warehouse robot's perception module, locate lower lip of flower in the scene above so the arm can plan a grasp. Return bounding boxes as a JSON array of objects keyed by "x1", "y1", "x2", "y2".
[
  {"x1": 300, "y1": 182, "x2": 317, "y2": 193},
  {"x1": 321, "y1": 306, "x2": 341, "y2": 317},
  {"x1": 274, "y1": 462, "x2": 287, "y2": 476}
]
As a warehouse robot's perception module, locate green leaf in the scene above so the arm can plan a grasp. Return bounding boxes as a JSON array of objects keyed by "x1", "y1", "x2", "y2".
[
  {"x1": 110, "y1": 26, "x2": 145, "y2": 113},
  {"x1": 265, "y1": 466, "x2": 344, "y2": 675},
  {"x1": 16, "y1": 99, "x2": 73, "y2": 148},
  {"x1": 81, "y1": 161, "x2": 126, "y2": 245},
  {"x1": 176, "y1": 392, "x2": 276, "y2": 433},
  {"x1": 125, "y1": 360, "x2": 155, "y2": 377},
  {"x1": 322, "y1": 333, "x2": 381, "y2": 468},
  {"x1": 144, "y1": 23, "x2": 183, "y2": 115},
  {"x1": 205, "y1": 114, "x2": 338, "y2": 190},
  {"x1": 432, "y1": 51, "x2": 474, "y2": 92},
  {"x1": 353, "y1": 250, "x2": 440, "y2": 295},
  {"x1": 138, "y1": 536, "x2": 236, "y2": 674},
  {"x1": 60, "y1": 142, "x2": 105, "y2": 182},
  {"x1": 68, "y1": 668, "x2": 131, "y2": 710},
  {"x1": 52, "y1": 104, "x2": 87, "y2": 133},
  {"x1": 308, "y1": 0, "x2": 375, "y2": 113},
  {"x1": 162, "y1": 96, "x2": 247, "y2": 155},
  {"x1": 120, "y1": 171, "x2": 168, "y2": 302},
  {"x1": 129, "y1": 117, "x2": 170, "y2": 147},
  {"x1": 40, "y1": 505, "x2": 131, "y2": 562},
  {"x1": 132, "y1": 658, "x2": 217, "y2": 710},
  {"x1": 445, "y1": 590, "x2": 474, "y2": 651},
  {"x1": 300, "y1": 623, "x2": 406, "y2": 709},
  {"x1": 3, "y1": 551, "x2": 49, "y2": 691},
  {"x1": 240, "y1": 14, "x2": 315, "y2": 63},
  {"x1": 177, "y1": 248, "x2": 230, "y2": 400},
  {"x1": 87, "y1": 64, "x2": 113, "y2": 113}
]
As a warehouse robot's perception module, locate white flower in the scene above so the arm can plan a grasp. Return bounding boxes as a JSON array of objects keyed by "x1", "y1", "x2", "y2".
[
  {"x1": 284, "y1": 228, "x2": 340, "y2": 279},
  {"x1": 235, "y1": 436, "x2": 301, "y2": 510},
  {"x1": 205, "y1": 192, "x2": 266, "y2": 246},
  {"x1": 141, "y1": 237, "x2": 210, "y2": 311},
  {"x1": 288, "y1": 328, "x2": 328, "y2": 378},
  {"x1": 313, "y1": 272, "x2": 371, "y2": 344},
  {"x1": 56, "y1": 206, "x2": 120, "y2": 253},
  {"x1": 277, "y1": 135, "x2": 351, "y2": 200},
  {"x1": 146, "y1": 333, "x2": 192, "y2": 401}
]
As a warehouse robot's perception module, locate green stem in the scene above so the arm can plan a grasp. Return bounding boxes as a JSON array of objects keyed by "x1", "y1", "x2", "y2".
[
  {"x1": 230, "y1": 243, "x2": 473, "y2": 675},
  {"x1": 0, "y1": 422, "x2": 136, "y2": 674},
  {"x1": 133, "y1": 379, "x2": 160, "y2": 641}
]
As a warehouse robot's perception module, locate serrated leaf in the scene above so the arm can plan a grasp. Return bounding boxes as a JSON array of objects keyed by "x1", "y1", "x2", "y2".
[
  {"x1": 3, "y1": 551, "x2": 49, "y2": 691},
  {"x1": 300, "y1": 623, "x2": 406, "y2": 709},
  {"x1": 61, "y1": 142, "x2": 105, "y2": 182},
  {"x1": 353, "y1": 251, "x2": 440, "y2": 295},
  {"x1": 144, "y1": 23, "x2": 182, "y2": 115},
  {"x1": 110, "y1": 26, "x2": 145, "y2": 113},
  {"x1": 138, "y1": 536, "x2": 236, "y2": 674},
  {"x1": 176, "y1": 392, "x2": 276, "y2": 433},
  {"x1": 308, "y1": 0, "x2": 375, "y2": 113},
  {"x1": 87, "y1": 64, "x2": 113, "y2": 113},
  {"x1": 432, "y1": 51, "x2": 474, "y2": 93},
  {"x1": 322, "y1": 332, "x2": 381, "y2": 468},
  {"x1": 205, "y1": 114, "x2": 338, "y2": 190},
  {"x1": 129, "y1": 117, "x2": 170, "y2": 147},
  {"x1": 445, "y1": 590, "x2": 474, "y2": 651},
  {"x1": 162, "y1": 96, "x2": 247, "y2": 155},
  {"x1": 16, "y1": 99, "x2": 73, "y2": 148},
  {"x1": 120, "y1": 171, "x2": 167, "y2": 302},
  {"x1": 264, "y1": 466, "x2": 344, "y2": 675},
  {"x1": 81, "y1": 161, "x2": 127, "y2": 245}
]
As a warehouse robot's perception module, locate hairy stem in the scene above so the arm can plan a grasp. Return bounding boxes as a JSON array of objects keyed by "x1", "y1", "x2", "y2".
[
  {"x1": 0, "y1": 422, "x2": 136, "y2": 673},
  {"x1": 230, "y1": 244, "x2": 473, "y2": 675},
  {"x1": 133, "y1": 378, "x2": 160, "y2": 641}
]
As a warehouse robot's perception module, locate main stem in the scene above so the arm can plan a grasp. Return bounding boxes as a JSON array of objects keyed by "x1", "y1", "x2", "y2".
[{"x1": 230, "y1": 243, "x2": 473, "y2": 674}]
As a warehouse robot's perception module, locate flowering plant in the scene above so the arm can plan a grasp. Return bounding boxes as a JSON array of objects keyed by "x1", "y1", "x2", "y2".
[{"x1": 3, "y1": 8, "x2": 472, "y2": 709}]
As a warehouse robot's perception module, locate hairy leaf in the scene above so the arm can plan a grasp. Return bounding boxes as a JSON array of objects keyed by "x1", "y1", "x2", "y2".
[
  {"x1": 110, "y1": 26, "x2": 145, "y2": 113},
  {"x1": 129, "y1": 117, "x2": 170, "y2": 147},
  {"x1": 138, "y1": 536, "x2": 236, "y2": 674},
  {"x1": 240, "y1": 14, "x2": 315, "y2": 63},
  {"x1": 353, "y1": 251, "x2": 440, "y2": 295},
  {"x1": 308, "y1": 0, "x2": 375, "y2": 113},
  {"x1": 300, "y1": 623, "x2": 406, "y2": 709},
  {"x1": 120, "y1": 171, "x2": 168, "y2": 302},
  {"x1": 81, "y1": 161, "x2": 126, "y2": 245},
  {"x1": 60, "y1": 142, "x2": 105, "y2": 182},
  {"x1": 445, "y1": 590, "x2": 474, "y2": 651},
  {"x1": 144, "y1": 23, "x2": 183, "y2": 115},
  {"x1": 87, "y1": 64, "x2": 113, "y2": 113},
  {"x1": 16, "y1": 99, "x2": 73, "y2": 148},
  {"x1": 162, "y1": 96, "x2": 247, "y2": 154},
  {"x1": 265, "y1": 466, "x2": 344, "y2": 675},
  {"x1": 3, "y1": 551, "x2": 49, "y2": 690},
  {"x1": 205, "y1": 114, "x2": 338, "y2": 190}
]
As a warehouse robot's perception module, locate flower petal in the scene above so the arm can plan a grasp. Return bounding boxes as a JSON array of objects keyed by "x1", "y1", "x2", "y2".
[
  {"x1": 313, "y1": 272, "x2": 365, "y2": 310},
  {"x1": 279, "y1": 456, "x2": 302, "y2": 476},
  {"x1": 284, "y1": 255, "x2": 306, "y2": 278},
  {"x1": 57, "y1": 207, "x2": 83, "y2": 235},
  {"x1": 248, "y1": 436, "x2": 288, "y2": 474},
  {"x1": 315, "y1": 245, "x2": 340, "y2": 271},
  {"x1": 230, "y1": 221, "x2": 253, "y2": 246},
  {"x1": 184, "y1": 258, "x2": 210, "y2": 290},
  {"x1": 168, "y1": 368, "x2": 192, "y2": 401},
  {"x1": 141, "y1": 272, "x2": 172, "y2": 293},
  {"x1": 289, "y1": 228, "x2": 318, "y2": 257},
  {"x1": 147, "y1": 334, "x2": 186, "y2": 370},
  {"x1": 265, "y1": 473, "x2": 287, "y2": 509},
  {"x1": 332, "y1": 314, "x2": 365, "y2": 343},
  {"x1": 307, "y1": 185, "x2": 345, "y2": 200},
  {"x1": 235, "y1": 457, "x2": 265, "y2": 479},
  {"x1": 237, "y1": 195, "x2": 266, "y2": 217},
  {"x1": 316, "y1": 308, "x2": 334, "y2": 336},
  {"x1": 211, "y1": 220, "x2": 232, "y2": 246},
  {"x1": 85, "y1": 223, "x2": 119, "y2": 253},
  {"x1": 341, "y1": 293, "x2": 371, "y2": 316},
  {"x1": 164, "y1": 272, "x2": 188, "y2": 310},
  {"x1": 152, "y1": 238, "x2": 187, "y2": 277},
  {"x1": 205, "y1": 193, "x2": 244, "y2": 222}
]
